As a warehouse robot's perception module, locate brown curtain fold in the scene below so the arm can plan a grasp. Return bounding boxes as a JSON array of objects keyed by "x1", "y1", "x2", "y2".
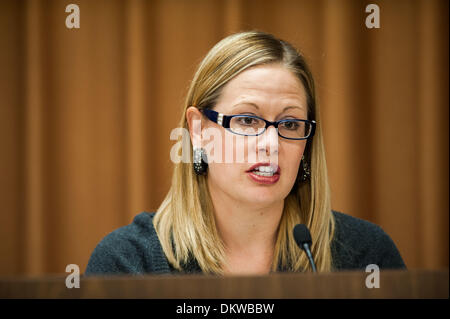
[{"x1": 0, "y1": 0, "x2": 448, "y2": 275}]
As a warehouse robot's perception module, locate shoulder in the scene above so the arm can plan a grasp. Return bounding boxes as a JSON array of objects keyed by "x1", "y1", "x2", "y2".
[
  {"x1": 332, "y1": 211, "x2": 385, "y2": 242},
  {"x1": 331, "y1": 211, "x2": 406, "y2": 271},
  {"x1": 85, "y1": 212, "x2": 170, "y2": 276}
]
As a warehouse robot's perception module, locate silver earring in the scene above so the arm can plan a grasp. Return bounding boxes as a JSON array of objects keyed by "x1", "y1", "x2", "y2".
[
  {"x1": 193, "y1": 147, "x2": 208, "y2": 175},
  {"x1": 300, "y1": 156, "x2": 311, "y2": 182}
]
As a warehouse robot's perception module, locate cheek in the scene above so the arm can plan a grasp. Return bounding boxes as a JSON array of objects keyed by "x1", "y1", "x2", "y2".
[
  {"x1": 208, "y1": 163, "x2": 243, "y2": 192},
  {"x1": 221, "y1": 131, "x2": 250, "y2": 163},
  {"x1": 282, "y1": 142, "x2": 306, "y2": 179}
]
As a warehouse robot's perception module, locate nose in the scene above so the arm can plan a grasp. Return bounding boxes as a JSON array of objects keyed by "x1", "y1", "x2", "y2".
[{"x1": 257, "y1": 125, "x2": 279, "y2": 157}]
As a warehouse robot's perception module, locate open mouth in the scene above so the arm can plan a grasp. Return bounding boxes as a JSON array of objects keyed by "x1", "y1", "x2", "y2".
[
  {"x1": 250, "y1": 165, "x2": 279, "y2": 177},
  {"x1": 246, "y1": 163, "x2": 281, "y2": 184}
]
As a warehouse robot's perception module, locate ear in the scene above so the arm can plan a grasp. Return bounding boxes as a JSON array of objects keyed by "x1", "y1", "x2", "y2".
[{"x1": 186, "y1": 106, "x2": 203, "y2": 148}]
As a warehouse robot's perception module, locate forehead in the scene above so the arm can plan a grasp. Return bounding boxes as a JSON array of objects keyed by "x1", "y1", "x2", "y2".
[{"x1": 216, "y1": 64, "x2": 307, "y2": 111}]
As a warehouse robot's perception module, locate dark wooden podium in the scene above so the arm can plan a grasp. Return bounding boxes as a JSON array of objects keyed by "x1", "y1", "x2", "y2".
[{"x1": 0, "y1": 270, "x2": 447, "y2": 299}]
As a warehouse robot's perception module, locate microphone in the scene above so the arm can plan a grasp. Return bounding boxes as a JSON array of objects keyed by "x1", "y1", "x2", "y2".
[{"x1": 293, "y1": 224, "x2": 317, "y2": 273}]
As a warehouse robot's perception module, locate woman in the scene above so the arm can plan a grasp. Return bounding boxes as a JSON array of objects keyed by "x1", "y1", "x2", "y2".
[{"x1": 85, "y1": 31, "x2": 405, "y2": 276}]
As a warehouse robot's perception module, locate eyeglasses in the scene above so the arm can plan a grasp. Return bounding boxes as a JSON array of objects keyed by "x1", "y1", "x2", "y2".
[{"x1": 201, "y1": 109, "x2": 316, "y2": 140}]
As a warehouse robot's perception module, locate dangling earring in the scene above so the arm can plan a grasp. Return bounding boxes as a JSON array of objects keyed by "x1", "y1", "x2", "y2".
[
  {"x1": 193, "y1": 147, "x2": 208, "y2": 175},
  {"x1": 300, "y1": 155, "x2": 311, "y2": 182}
]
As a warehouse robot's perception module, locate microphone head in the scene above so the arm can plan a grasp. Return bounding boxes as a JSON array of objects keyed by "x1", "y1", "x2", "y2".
[{"x1": 293, "y1": 224, "x2": 312, "y2": 249}]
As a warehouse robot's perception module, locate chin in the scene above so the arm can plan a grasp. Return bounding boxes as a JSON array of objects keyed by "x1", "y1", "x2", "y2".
[{"x1": 239, "y1": 187, "x2": 285, "y2": 206}]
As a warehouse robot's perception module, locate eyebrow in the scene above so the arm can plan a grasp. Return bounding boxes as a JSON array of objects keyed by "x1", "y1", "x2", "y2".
[{"x1": 233, "y1": 102, "x2": 304, "y2": 112}]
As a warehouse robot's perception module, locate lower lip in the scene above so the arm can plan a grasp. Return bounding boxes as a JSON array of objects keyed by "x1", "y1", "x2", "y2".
[{"x1": 247, "y1": 172, "x2": 280, "y2": 184}]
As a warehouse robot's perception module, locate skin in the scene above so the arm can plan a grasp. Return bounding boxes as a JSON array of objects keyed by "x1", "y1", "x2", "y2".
[{"x1": 186, "y1": 63, "x2": 308, "y2": 274}]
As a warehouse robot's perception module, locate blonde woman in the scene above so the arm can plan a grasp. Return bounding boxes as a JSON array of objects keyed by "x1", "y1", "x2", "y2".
[{"x1": 85, "y1": 31, "x2": 405, "y2": 276}]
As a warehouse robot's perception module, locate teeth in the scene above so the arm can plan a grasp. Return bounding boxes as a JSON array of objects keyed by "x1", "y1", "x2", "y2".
[
  {"x1": 259, "y1": 166, "x2": 275, "y2": 173},
  {"x1": 252, "y1": 165, "x2": 277, "y2": 176},
  {"x1": 253, "y1": 171, "x2": 274, "y2": 177}
]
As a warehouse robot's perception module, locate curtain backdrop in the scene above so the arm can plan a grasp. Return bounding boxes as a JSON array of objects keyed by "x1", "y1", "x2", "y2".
[{"x1": 0, "y1": 0, "x2": 448, "y2": 275}]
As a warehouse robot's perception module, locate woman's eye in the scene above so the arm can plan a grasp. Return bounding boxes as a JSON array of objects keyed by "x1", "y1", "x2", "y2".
[
  {"x1": 240, "y1": 117, "x2": 256, "y2": 125},
  {"x1": 282, "y1": 121, "x2": 299, "y2": 130}
]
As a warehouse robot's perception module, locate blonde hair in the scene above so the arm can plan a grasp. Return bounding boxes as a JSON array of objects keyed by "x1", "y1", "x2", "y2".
[{"x1": 153, "y1": 31, "x2": 335, "y2": 274}]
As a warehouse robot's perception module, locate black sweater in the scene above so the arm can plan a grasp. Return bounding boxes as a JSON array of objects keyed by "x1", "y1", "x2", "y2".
[{"x1": 85, "y1": 211, "x2": 406, "y2": 275}]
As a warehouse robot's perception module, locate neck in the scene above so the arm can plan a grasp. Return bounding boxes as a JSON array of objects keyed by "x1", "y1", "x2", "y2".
[{"x1": 209, "y1": 187, "x2": 284, "y2": 261}]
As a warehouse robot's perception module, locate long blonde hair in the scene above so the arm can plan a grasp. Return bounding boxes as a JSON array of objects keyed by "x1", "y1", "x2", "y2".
[{"x1": 153, "y1": 31, "x2": 335, "y2": 274}]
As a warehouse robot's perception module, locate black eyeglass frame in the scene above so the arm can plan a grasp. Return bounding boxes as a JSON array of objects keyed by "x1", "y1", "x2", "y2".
[{"x1": 201, "y1": 108, "x2": 316, "y2": 140}]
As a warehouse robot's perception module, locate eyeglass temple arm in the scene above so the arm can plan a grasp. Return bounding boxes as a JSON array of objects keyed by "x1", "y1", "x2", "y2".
[
  {"x1": 201, "y1": 109, "x2": 218, "y2": 122},
  {"x1": 310, "y1": 121, "x2": 316, "y2": 138},
  {"x1": 201, "y1": 109, "x2": 231, "y2": 128}
]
